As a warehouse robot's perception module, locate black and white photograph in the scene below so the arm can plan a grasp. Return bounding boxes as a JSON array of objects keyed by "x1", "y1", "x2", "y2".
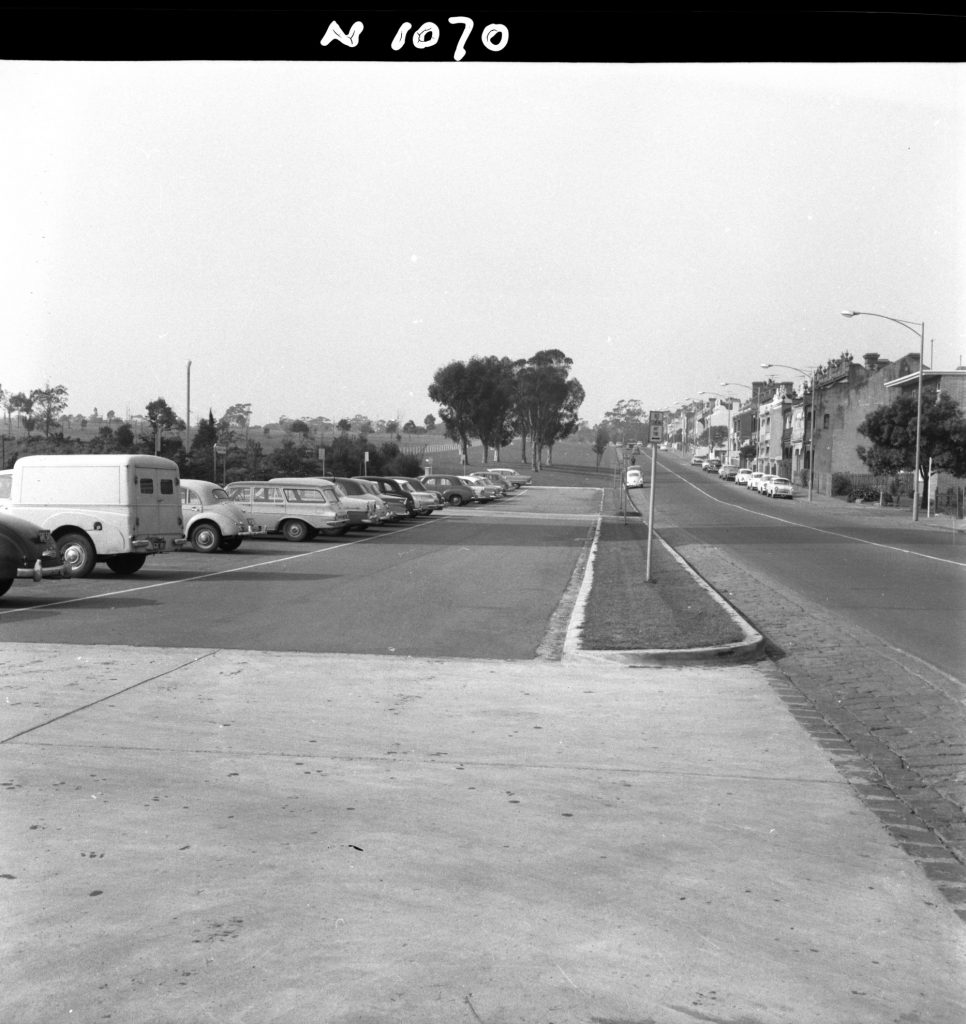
[{"x1": 2, "y1": 11, "x2": 965, "y2": 1023}]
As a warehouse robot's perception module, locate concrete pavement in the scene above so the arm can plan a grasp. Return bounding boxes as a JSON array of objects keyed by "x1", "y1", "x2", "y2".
[{"x1": 3, "y1": 643, "x2": 965, "y2": 1023}]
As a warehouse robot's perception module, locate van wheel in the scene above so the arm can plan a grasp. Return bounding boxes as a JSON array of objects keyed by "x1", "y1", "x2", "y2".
[
  {"x1": 106, "y1": 554, "x2": 146, "y2": 575},
  {"x1": 282, "y1": 520, "x2": 311, "y2": 542},
  {"x1": 190, "y1": 523, "x2": 221, "y2": 553},
  {"x1": 58, "y1": 532, "x2": 96, "y2": 578},
  {"x1": 219, "y1": 537, "x2": 243, "y2": 552},
  {"x1": 0, "y1": 578, "x2": 13, "y2": 598}
]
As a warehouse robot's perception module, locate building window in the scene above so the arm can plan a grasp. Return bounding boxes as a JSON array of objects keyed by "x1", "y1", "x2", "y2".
[{"x1": 823, "y1": 414, "x2": 830, "y2": 429}]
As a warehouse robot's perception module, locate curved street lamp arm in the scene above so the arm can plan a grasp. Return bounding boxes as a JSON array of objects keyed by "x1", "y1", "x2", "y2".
[{"x1": 840, "y1": 310, "x2": 923, "y2": 337}]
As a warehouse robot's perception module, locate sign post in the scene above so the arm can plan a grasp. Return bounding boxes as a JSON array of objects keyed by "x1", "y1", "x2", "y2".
[{"x1": 645, "y1": 412, "x2": 663, "y2": 582}]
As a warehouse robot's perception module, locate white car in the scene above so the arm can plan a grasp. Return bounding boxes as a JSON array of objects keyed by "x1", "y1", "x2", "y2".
[
  {"x1": 765, "y1": 476, "x2": 795, "y2": 499},
  {"x1": 625, "y1": 466, "x2": 644, "y2": 488},
  {"x1": 735, "y1": 468, "x2": 753, "y2": 486},
  {"x1": 181, "y1": 479, "x2": 263, "y2": 552},
  {"x1": 487, "y1": 467, "x2": 532, "y2": 487},
  {"x1": 748, "y1": 471, "x2": 766, "y2": 492},
  {"x1": 755, "y1": 474, "x2": 777, "y2": 494}
]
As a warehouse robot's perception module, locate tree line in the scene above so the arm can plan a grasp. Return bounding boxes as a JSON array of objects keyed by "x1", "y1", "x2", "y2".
[
  {"x1": 1, "y1": 391, "x2": 422, "y2": 482},
  {"x1": 427, "y1": 349, "x2": 584, "y2": 472}
]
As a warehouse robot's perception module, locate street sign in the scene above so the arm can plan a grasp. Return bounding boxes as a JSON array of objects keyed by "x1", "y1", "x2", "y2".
[{"x1": 648, "y1": 411, "x2": 663, "y2": 444}]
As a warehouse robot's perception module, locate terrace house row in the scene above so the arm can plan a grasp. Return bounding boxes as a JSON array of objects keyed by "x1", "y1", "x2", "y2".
[{"x1": 671, "y1": 351, "x2": 966, "y2": 496}]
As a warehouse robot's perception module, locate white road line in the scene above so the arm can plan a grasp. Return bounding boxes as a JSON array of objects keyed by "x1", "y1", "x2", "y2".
[
  {"x1": 0, "y1": 524, "x2": 429, "y2": 617},
  {"x1": 661, "y1": 465, "x2": 966, "y2": 569}
]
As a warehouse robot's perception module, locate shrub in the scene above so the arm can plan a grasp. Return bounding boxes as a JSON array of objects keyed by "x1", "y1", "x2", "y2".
[
  {"x1": 831, "y1": 472, "x2": 852, "y2": 496},
  {"x1": 847, "y1": 486, "x2": 880, "y2": 503}
]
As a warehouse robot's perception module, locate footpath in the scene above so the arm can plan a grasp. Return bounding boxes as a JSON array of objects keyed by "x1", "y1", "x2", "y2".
[{"x1": 2, "y1": 478, "x2": 965, "y2": 1024}]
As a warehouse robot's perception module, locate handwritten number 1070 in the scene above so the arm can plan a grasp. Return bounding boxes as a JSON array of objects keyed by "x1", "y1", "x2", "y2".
[{"x1": 321, "y1": 18, "x2": 509, "y2": 62}]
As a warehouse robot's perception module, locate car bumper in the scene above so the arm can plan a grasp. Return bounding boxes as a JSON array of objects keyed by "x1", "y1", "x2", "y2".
[
  {"x1": 17, "y1": 557, "x2": 68, "y2": 581},
  {"x1": 132, "y1": 536, "x2": 186, "y2": 553}
]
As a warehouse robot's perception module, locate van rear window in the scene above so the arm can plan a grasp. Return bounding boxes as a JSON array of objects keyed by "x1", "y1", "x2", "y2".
[
  {"x1": 160, "y1": 479, "x2": 174, "y2": 495},
  {"x1": 140, "y1": 478, "x2": 154, "y2": 495}
]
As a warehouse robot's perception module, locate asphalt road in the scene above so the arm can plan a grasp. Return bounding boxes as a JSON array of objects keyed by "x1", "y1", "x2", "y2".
[
  {"x1": 648, "y1": 453, "x2": 966, "y2": 683},
  {"x1": 0, "y1": 491, "x2": 601, "y2": 660}
]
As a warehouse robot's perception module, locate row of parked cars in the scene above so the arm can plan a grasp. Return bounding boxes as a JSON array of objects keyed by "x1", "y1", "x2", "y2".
[
  {"x1": 689, "y1": 455, "x2": 795, "y2": 499},
  {"x1": 0, "y1": 455, "x2": 533, "y2": 595}
]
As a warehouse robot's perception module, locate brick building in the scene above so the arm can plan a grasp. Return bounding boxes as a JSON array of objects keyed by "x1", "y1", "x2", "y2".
[{"x1": 810, "y1": 350, "x2": 925, "y2": 494}]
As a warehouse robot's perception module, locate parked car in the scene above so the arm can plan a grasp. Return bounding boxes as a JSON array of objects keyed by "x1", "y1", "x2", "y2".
[
  {"x1": 765, "y1": 476, "x2": 795, "y2": 499},
  {"x1": 181, "y1": 479, "x2": 263, "y2": 552},
  {"x1": 398, "y1": 477, "x2": 445, "y2": 515},
  {"x1": 270, "y1": 477, "x2": 383, "y2": 532},
  {"x1": 487, "y1": 467, "x2": 531, "y2": 487},
  {"x1": 459, "y1": 475, "x2": 501, "y2": 502},
  {"x1": 748, "y1": 471, "x2": 766, "y2": 492},
  {"x1": 420, "y1": 474, "x2": 477, "y2": 507},
  {"x1": 0, "y1": 511, "x2": 66, "y2": 598},
  {"x1": 735, "y1": 468, "x2": 754, "y2": 486},
  {"x1": 467, "y1": 471, "x2": 512, "y2": 495},
  {"x1": 702, "y1": 458, "x2": 722, "y2": 473},
  {"x1": 225, "y1": 481, "x2": 351, "y2": 540},
  {"x1": 625, "y1": 466, "x2": 644, "y2": 488},
  {"x1": 331, "y1": 477, "x2": 393, "y2": 527},
  {"x1": 754, "y1": 474, "x2": 777, "y2": 494},
  {"x1": 354, "y1": 476, "x2": 418, "y2": 518},
  {"x1": 718, "y1": 464, "x2": 739, "y2": 481},
  {"x1": 354, "y1": 478, "x2": 408, "y2": 521},
  {"x1": 690, "y1": 454, "x2": 705, "y2": 466}
]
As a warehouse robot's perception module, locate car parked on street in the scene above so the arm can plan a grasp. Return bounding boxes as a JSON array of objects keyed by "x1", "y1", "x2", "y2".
[
  {"x1": 735, "y1": 468, "x2": 753, "y2": 486},
  {"x1": 748, "y1": 471, "x2": 766, "y2": 492},
  {"x1": 420, "y1": 474, "x2": 477, "y2": 507},
  {"x1": 625, "y1": 466, "x2": 644, "y2": 488},
  {"x1": 718, "y1": 464, "x2": 739, "y2": 481},
  {"x1": 226, "y1": 481, "x2": 351, "y2": 540},
  {"x1": 0, "y1": 511, "x2": 66, "y2": 598},
  {"x1": 181, "y1": 479, "x2": 263, "y2": 552},
  {"x1": 754, "y1": 474, "x2": 777, "y2": 494},
  {"x1": 690, "y1": 454, "x2": 705, "y2": 466},
  {"x1": 702, "y1": 458, "x2": 721, "y2": 473},
  {"x1": 764, "y1": 476, "x2": 795, "y2": 499}
]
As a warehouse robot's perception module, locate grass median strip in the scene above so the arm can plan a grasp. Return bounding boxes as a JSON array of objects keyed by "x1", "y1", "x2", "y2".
[{"x1": 580, "y1": 518, "x2": 745, "y2": 651}]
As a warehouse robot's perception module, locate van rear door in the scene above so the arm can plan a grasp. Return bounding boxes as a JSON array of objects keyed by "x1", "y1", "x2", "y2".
[{"x1": 133, "y1": 464, "x2": 182, "y2": 543}]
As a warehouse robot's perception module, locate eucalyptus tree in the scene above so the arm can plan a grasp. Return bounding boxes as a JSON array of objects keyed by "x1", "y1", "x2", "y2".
[
  {"x1": 30, "y1": 384, "x2": 70, "y2": 438},
  {"x1": 513, "y1": 349, "x2": 584, "y2": 472},
  {"x1": 428, "y1": 360, "x2": 474, "y2": 462},
  {"x1": 464, "y1": 355, "x2": 517, "y2": 463}
]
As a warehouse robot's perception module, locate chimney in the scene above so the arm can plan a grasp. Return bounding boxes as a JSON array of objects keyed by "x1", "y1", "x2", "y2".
[{"x1": 863, "y1": 352, "x2": 880, "y2": 370}]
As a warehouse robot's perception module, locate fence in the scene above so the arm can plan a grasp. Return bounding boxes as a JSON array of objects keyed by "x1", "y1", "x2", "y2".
[{"x1": 811, "y1": 469, "x2": 965, "y2": 517}]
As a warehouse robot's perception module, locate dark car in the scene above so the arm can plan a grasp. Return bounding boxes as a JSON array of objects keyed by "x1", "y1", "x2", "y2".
[
  {"x1": 354, "y1": 476, "x2": 418, "y2": 518},
  {"x1": 0, "y1": 511, "x2": 66, "y2": 598},
  {"x1": 420, "y1": 473, "x2": 477, "y2": 507}
]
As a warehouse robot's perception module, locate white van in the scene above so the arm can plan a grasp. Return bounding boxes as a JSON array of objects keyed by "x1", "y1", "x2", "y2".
[{"x1": 0, "y1": 454, "x2": 185, "y2": 577}]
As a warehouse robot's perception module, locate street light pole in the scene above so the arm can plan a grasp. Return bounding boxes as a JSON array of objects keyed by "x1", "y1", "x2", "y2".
[
  {"x1": 185, "y1": 360, "x2": 192, "y2": 465},
  {"x1": 841, "y1": 310, "x2": 925, "y2": 521},
  {"x1": 761, "y1": 363, "x2": 816, "y2": 501}
]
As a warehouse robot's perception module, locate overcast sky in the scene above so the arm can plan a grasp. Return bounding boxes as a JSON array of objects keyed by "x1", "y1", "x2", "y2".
[{"x1": 3, "y1": 60, "x2": 963, "y2": 428}]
